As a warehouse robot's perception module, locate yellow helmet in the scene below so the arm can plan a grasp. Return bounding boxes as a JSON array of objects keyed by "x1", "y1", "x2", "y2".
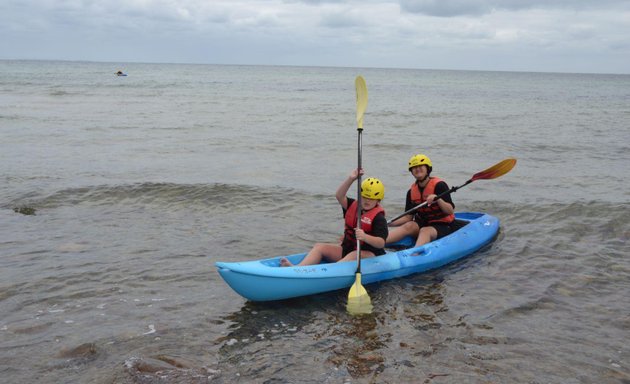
[
  {"x1": 361, "y1": 178, "x2": 384, "y2": 200},
  {"x1": 408, "y1": 154, "x2": 432, "y2": 171}
]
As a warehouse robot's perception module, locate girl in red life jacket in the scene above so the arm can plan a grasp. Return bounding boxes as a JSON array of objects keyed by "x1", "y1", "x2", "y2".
[
  {"x1": 280, "y1": 169, "x2": 388, "y2": 267},
  {"x1": 386, "y1": 154, "x2": 456, "y2": 248}
]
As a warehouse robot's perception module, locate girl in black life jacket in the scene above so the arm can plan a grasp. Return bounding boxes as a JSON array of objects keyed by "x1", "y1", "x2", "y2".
[
  {"x1": 280, "y1": 168, "x2": 388, "y2": 267},
  {"x1": 386, "y1": 154, "x2": 456, "y2": 248}
]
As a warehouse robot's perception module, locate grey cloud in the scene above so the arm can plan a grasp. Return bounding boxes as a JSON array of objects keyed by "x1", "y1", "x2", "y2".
[
  {"x1": 567, "y1": 26, "x2": 597, "y2": 41},
  {"x1": 319, "y1": 12, "x2": 364, "y2": 28},
  {"x1": 400, "y1": 0, "x2": 494, "y2": 17},
  {"x1": 399, "y1": 0, "x2": 630, "y2": 17},
  {"x1": 282, "y1": 0, "x2": 345, "y2": 4}
]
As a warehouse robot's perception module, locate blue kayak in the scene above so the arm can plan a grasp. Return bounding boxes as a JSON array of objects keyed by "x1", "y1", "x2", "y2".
[{"x1": 215, "y1": 212, "x2": 499, "y2": 301}]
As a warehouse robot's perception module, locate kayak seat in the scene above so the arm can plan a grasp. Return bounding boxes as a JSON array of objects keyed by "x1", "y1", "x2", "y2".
[{"x1": 451, "y1": 219, "x2": 469, "y2": 231}]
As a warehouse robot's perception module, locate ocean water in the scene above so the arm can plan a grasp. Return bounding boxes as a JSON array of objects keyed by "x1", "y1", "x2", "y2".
[{"x1": 1, "y1": 60, "x2": 629, "y2": 383}]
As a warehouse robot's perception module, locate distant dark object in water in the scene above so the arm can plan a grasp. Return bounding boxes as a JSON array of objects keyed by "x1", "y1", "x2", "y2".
[
  {"x1": 116, "y1": 70, "x2": 127, "y2": 76},
  {"x1": 14, "y1": 206, "x2": 36, "y2": 215}
]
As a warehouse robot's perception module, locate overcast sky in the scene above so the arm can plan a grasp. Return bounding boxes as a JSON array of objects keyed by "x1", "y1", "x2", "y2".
[{"x1": 1, "y1": 0, "x2": 629, "y2": 74}]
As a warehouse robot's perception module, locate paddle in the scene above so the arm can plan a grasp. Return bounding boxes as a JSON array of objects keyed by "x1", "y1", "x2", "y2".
[
  {"x1": 387, "y1": 158, "x2": 517, "y2": 225},
  {"x1": 347, "y1": 76, "x2": 372, "y2": 314}
]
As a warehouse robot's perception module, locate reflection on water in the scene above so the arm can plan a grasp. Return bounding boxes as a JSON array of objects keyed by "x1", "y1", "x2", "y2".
[
  {"x1": 207, "y1": 277, "x2": 452, "y2": 381},
  {"x1": 325, "y1": 311, "x2": 385, "y2": 377}
]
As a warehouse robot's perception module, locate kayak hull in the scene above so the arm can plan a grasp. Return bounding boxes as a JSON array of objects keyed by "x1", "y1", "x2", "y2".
[{"x1": 215, "y1": 212, "x2": 499, "y2": 301}]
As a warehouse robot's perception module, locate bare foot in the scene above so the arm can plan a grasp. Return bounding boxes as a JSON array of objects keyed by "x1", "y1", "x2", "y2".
[{"x1": 280, "y1": 257, "x2": 294, "y2": 267}]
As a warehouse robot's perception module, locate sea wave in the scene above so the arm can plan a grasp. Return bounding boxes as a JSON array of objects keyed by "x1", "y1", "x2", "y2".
[
  {"x1": 5, "y1": 182, "x2": 316, "y2": 214},
  {"x1": 7, "y1": 182, "x2": 630, "y2": 225}
]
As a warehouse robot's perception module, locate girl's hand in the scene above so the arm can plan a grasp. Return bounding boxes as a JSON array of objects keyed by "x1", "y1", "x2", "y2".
[
  {"x1": 354, "y1": 228, "x2": 366, "y2": 241},
  {"x1": 349, "y1": 168, "x2": 364, "y2": 180},
  {"x1": 426, "y1": 194, "x2": 437, "y2": 206}
]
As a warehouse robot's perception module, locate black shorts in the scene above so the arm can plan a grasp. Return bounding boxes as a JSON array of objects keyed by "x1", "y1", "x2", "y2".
[
  {"x1": 342, "y1": 243, "x2": 386, "y2": 257},
  {"x1": 426, "y1": 219, "x2": 468, "y2": 240}
]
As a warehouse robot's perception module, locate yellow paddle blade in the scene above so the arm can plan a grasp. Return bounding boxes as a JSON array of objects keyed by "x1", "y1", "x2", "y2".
[
  {"x1": 348, "y1": 273, "x2": 369, "y2": 299},
  {"x1": 346, "y1": 297, "x2": 373, "y2": 315},
  {"x1": 355, "y1": 76, "x2": 368, "y2": 129},
  {"x1": 347, "y1": 273, "x2": 372, "y2": 314},
  {"x1": 471, "y1": 158, "x2": 517, "y2": 181}
]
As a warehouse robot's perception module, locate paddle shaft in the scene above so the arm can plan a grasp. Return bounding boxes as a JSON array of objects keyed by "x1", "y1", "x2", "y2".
[{"x1": 355, "y1": 128, "x2": 363, "y2": 273}]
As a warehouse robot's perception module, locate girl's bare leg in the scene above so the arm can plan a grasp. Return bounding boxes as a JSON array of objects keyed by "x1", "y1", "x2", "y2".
[
  {"x1": 280, "y1": 243, "x2": 343, "y2": 267},
  {"x1": 415, "y1": 226, "x2": 437, "y2": 247},
  {"x1": 386, "y1": 221, "x2": 420, "y2": 243}
]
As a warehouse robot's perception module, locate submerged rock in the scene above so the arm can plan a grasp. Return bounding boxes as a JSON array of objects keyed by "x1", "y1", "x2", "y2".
[{"x1": 13, "y1": 206, "x2": 36, "y2": 215}]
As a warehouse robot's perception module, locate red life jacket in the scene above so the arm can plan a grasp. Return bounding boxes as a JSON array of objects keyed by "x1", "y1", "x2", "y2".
[
  {"x1": 410, "y1": 177, "x2": 455, "y2": 224},
  {"x1": 343, "y1": 200, "x2": 385, "y2": 249}
]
